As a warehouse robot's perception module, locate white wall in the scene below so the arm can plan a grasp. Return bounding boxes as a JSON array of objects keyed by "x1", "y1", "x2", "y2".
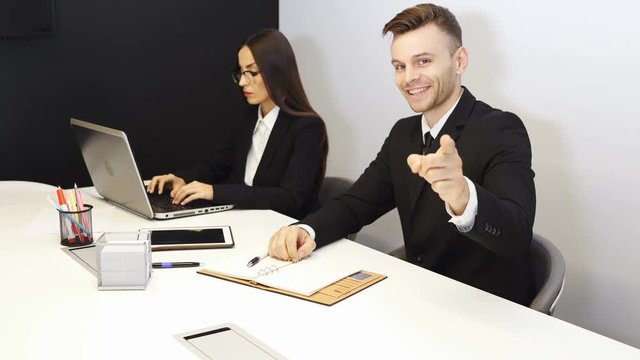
[{"x1": 281, "y1": 0, "x2": 640, "y2": 348}]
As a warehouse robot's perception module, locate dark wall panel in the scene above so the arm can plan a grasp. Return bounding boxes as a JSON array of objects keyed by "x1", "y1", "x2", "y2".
[{"x1": 0, "y1": 0, "x2": 278, "y2": 187}]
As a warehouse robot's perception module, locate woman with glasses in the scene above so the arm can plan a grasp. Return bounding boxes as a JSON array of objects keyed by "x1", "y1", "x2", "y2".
[{"x1": 147, "y1": 29, "x2": 328, "y2": 219}]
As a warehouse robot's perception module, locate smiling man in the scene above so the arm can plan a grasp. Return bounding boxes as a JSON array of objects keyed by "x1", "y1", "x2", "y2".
[{"x1": 268, "y1": 3, "x2": 536, "y2": 305}]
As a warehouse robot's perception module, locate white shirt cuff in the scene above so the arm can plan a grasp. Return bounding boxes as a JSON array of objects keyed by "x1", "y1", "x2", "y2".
[
  {"x1": 296, "y1": 224, "x2": 316, "y2": 240},
  {"x1": 445, "y1": 177, "x2": 477, "y2": 233}
]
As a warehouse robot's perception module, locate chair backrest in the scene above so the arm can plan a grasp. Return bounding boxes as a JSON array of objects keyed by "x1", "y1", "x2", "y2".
[
  {"x1": 529, "y1": 233, "x2": 566, "y2": 315},
  {"x1": 318, "y1": 176, "x2": 357, "y2": 241},
  {"x1": 388, "y1": 232, "x2": 566, "y2": 315}
]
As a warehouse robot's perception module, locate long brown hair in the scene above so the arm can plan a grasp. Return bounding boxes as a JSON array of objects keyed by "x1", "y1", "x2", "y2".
[
  {"x1": 242, "y1": 28, "x2": 328, "y2": 179},
  {"x1": 242, "y1": 29, "x2": 318, "y2": 118}
]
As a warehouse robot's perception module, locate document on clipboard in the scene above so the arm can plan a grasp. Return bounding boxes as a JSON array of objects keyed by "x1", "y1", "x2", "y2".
[{"x1": 198, "y1": 241, "x2": 386, "y2": 305}]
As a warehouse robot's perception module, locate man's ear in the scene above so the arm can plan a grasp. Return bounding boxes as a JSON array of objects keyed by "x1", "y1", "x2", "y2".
[{"x1": 455, "y1": 46, "x2": 469, "y2": 74}]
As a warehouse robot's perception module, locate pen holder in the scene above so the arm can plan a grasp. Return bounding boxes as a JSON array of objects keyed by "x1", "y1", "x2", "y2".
[{"x1": 57, "y1": 204, "x2": 93, "y2": 247}]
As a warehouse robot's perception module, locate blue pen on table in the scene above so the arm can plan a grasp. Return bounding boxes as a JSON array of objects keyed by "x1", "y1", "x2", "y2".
[
  {"x1": 47, "y1": 196, "x2": 91, "y2": 234},
  {"x1": 152, "y1": 262, "x2": 200, "y2": 269},
  {"x1": 246, "y1": 252, "x2": 269, "y2": 267}
]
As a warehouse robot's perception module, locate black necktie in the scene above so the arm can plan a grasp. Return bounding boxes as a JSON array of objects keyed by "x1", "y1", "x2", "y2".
[{"x1": 422, "y1": 132, "x2": 434, "y2": 155}]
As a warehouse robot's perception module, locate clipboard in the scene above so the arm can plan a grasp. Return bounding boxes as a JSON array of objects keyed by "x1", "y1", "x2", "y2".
[{"x1": 197, "y1": 269, "x2": 386, "y2": 306}]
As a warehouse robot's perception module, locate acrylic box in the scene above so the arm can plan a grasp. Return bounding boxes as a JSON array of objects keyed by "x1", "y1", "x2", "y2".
[{"x1": 95, "y1": 231, "x2": 152, "y2": 290}]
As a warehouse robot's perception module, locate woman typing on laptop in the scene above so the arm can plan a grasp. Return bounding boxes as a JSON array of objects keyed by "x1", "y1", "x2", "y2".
[{"x1": 146, "y1": 29, "x2": 328, "y2": 219}]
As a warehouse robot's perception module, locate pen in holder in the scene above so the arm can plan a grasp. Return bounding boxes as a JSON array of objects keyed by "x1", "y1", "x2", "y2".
[{"x1": 57, "y1": 204, "x2": 93, "y2": 247}]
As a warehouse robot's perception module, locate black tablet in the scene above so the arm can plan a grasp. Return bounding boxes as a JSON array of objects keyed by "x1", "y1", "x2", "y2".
[{"x1": 141, "y1": 226, "x2": 234, "y2": 251}]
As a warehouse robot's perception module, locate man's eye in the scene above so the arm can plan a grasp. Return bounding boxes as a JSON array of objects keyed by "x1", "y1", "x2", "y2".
[
  {"x1": 394, "y1": 64, "x2": 405, "y2": 71},
  {"x1": 418, "y1": 59, "x2": 431, "y2": 65}
]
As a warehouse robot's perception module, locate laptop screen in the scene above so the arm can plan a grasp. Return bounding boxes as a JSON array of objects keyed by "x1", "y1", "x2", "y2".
[
  {"x1": 70, "y1": 118, "x2": 233, "y2": 219},
  {"x1": 71, "y1": 118, "x2": 155, "y2": 218}
]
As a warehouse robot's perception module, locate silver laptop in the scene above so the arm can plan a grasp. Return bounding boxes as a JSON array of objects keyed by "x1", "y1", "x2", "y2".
[{"x1": 70, "y1": 118, "x2": 233, "y2": 219}]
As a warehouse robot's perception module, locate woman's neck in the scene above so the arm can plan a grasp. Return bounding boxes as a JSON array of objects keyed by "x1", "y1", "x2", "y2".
[{"x1": 260, "y1": 99, "x2": 276, "y2": 117}]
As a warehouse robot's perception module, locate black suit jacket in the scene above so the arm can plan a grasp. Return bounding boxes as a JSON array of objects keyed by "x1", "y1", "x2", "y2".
[
  {"x1": 176, "y1": 109, "x2": 327, "y2": 219},
  {"x1": 303, "y1": 88, "x2": 536, "y2": 305}
]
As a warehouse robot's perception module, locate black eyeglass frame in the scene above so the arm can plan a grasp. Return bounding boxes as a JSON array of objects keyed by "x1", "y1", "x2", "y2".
[{"x1": 231, "y1": 69, "x2": 260, "y2": 84}]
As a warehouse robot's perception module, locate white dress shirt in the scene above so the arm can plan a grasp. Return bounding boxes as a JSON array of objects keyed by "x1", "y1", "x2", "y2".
[
  {"x1": 244, "y1": 105, "x2": 280, "y2": 186},
  {"x1": 421, "y1": 90, "x2": 477, "y2": 233}
]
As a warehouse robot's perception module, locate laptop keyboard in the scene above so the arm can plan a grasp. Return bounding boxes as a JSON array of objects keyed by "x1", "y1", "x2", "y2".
[{"x1": 147, "y1": 192, "x2": 200, "y2": 212}]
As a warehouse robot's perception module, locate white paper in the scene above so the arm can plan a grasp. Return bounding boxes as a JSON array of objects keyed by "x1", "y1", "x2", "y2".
[{"x1": 205, "y1": 242, "x2": 361, "y2": 296}]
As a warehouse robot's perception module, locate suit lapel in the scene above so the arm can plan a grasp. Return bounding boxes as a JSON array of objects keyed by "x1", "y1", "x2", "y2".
[
  {"x1": 437, "y1": 87, "x2": 475, "y2": 143},
  {"x1": 406, "y1": 88, "x2": 476, "y2": 212},
  {"x1": 407, "y1": 117, "x2": 428, "y2": 211},
  {"x1": 254, "y1": 111, "x2": 292, "y2": 182}
]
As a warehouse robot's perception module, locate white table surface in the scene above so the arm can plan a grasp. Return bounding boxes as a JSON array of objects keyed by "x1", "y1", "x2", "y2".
[{"x1": 1, "y1": 181, "x2": 638, "y2": 359}]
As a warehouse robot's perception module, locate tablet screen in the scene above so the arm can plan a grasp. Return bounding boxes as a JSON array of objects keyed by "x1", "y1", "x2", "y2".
[
  {"x1": 151, "y1": 228, "x2": 225, "y2": 245},
  {"x1": 145, "y1": 226, "x2": 234, "y2": 250}
]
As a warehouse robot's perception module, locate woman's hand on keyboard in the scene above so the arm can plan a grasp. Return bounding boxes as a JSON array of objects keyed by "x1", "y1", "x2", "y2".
[
  {"x1": 171, "y1": 181, "x2": 214, "y2": 205},
  {"x1": 147, "y1": 174, "x2": 186, "y2": 196}
]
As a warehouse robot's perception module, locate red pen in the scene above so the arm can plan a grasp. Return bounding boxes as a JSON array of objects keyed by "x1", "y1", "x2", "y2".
[
  {"x1": 56, "y1": 187, "x2": 79, "y2": 244},
  {"x1": 55, "y1": 186, "x2": 67, "y2": 208}
]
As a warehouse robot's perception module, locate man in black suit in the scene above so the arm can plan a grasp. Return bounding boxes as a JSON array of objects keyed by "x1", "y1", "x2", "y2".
[{"x1": 269, "y1": 3, "x2": 536, "y2": 305}]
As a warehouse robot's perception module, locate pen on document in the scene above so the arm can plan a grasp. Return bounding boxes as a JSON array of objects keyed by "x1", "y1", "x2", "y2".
[
  {"x1": 152, "y1": 262, "x2": 200, "y2": 269},
  {"x1": 247, "y1": 252, "x2": 269, "y2": 268}
]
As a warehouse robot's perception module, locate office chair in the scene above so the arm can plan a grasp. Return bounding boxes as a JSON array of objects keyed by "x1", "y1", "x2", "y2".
[
  {"x1": 529, "y1": 233, "x2": 565, "y2": 315},
  {"x1": 318, "y1": 176, "x2": 357, "y2": 241},
  {"x1": 388, "y1": 232, "x2": 565, "y2": 315}
]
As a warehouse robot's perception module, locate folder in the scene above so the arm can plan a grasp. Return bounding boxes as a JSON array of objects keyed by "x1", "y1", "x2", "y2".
[
  {"x1": 197, "y1": 242, "x2": 386, "y2": 305},
  {"x1": 198, "y1": 268, "x2": 386, "y2": 306}
]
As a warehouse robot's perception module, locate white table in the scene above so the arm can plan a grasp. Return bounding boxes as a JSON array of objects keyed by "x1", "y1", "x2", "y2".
[{"x1": 1, "y1": 181, "x2": 638, "y2": 359}]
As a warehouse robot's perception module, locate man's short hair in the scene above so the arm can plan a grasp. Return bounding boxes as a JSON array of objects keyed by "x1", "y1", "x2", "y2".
[{"x1": 382, "y1": 3, "x2": 462, "y2": 53}]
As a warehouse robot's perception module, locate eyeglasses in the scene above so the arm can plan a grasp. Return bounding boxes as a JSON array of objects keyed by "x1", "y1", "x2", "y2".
[{"x1": 232, "y1": 69, "x2": 260, "y2": 84}]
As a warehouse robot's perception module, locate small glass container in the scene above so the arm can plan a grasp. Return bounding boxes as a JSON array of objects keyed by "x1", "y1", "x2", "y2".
[{"x1": 95, "y1": 231, "x2": 152, "y2": 290}]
